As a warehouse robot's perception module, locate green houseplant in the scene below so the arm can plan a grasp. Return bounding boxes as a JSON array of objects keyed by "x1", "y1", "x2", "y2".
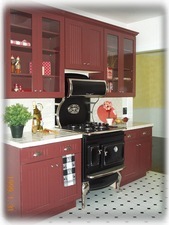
[{"x1": 4, "y1": 103, "x2": 32, "y2": 138}]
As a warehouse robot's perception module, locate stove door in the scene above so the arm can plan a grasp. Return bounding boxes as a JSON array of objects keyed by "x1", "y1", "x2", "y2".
[
  {"x1": 102, "y1": 142, "x2": 124, "y2": 167},
  {"x1": 87, "y1": 145, "x2": 101, "y2": 167}
]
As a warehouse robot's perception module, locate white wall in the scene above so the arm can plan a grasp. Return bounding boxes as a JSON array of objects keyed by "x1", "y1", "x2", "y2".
[
  {"x1": 127, "y1": 16, "x2": 165, "y2": 52},
  {"x1": 91, "y1": 97, "x2": 133, "y2": 123}
]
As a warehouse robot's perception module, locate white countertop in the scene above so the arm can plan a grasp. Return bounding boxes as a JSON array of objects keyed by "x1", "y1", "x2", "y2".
[
  {"x1": 120, "y1": 122, "x2": 153, "y2": 130},
  {"x1": 5, "y1": 129, "x2": 82, "y2": 148},
  {"x1": 5, "y1": 122, "x2": 153, "y2": 149}
]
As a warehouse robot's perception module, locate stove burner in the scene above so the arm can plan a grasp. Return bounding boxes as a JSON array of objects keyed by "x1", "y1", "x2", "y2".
[{"x1": 63, "y1": 122, "x2": 118, "y2": 134}]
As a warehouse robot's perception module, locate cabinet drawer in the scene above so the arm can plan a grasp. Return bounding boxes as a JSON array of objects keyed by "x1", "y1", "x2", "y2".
[
  {"x1": 124, "y1": 130, "x2": 137, "y2": 141},
  {"x1": 20, "y1": 143, "x2": 60, "y2": 164},
  {"x1": 137, "y1": 127, "x2": 152, "y2": 138},
  {"x1": 60, "y1": 139, "x2": 81, "y2": 155}
]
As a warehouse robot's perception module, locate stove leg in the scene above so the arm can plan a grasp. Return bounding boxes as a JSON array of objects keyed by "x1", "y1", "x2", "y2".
[
  {"x1": 82, "y1": 181, "x2": 89, "y2": 209},
  {"x1": 116, "y1": 171, "x2": 122, "y2": 191}
]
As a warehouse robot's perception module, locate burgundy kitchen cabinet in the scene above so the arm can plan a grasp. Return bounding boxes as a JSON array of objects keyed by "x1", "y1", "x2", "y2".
[
  {"x1": 5, "y1": 8, "x2": 64, "y2": 98},
  {"x1": 65, "y1": 18, "x2": 103, "y2": 71},
  {"x1": 105, "y1": 29, "x2": 137, "y2": 97},
  {"x1": 5, "y1": 139, "x2": 81, "y2": 217},
  {"x1": 121, "y1": 127, "x2": 152, "y2": 186}
]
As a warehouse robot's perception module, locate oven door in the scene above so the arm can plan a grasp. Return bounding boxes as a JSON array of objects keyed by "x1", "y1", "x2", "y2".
[
  {"x1": 87, "y1": 145, "x2": 101, "y2": 167},
  {"x1": 102, "y1": 142, "x2": 124, "y2": 167}
]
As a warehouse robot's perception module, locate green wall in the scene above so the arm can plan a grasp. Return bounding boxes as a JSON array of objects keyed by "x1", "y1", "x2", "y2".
[{"x1": 133, "y1": 51, "x2": 165, "y2": 108}]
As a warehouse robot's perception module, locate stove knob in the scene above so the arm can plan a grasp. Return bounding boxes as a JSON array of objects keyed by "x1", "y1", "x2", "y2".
[{"x1": 114, "y1": 146, "x2": 118, "y2": 152}]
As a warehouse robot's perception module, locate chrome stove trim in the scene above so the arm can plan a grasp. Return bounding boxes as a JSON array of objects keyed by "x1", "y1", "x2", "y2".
[
  {"x1": 55, "y1": 97, "x2": 66, "y2": 128},
  {"x1": 82, "y1": 166, "x2": 124, "y2": 209},
  {"x1": 87, "y1": 164, "x2": 125, "y2": 179}
]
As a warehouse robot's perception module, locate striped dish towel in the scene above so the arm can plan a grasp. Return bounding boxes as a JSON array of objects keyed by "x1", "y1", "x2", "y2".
[{"x1": 62, "y1": 154, "x2": 76, "y2": 187}]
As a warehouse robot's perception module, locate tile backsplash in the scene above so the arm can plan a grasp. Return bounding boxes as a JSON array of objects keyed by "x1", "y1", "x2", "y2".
[
  {"x1": 3, "y1": 97, "x2": 133, "y2": 134},
  {"x1": 4, "y1": 98, "x2": 55, "y2": 134},
  {"x1": 91, "y1": 97, "x2": 133, "y2": 123}
]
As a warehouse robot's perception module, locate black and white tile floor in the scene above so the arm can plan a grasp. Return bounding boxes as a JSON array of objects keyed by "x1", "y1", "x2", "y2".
[{"x1": 39, "y1": 171, "x2": 168, "y2": 224}]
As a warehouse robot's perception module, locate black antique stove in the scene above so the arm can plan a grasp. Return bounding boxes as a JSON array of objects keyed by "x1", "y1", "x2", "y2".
[{"x1": 55, "y1": 74, "x2": 125, "y2": 208}]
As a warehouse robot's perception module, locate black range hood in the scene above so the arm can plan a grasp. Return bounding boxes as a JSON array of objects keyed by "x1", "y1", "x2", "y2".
[{"x1": 65, "y1": 73, "x2": 107, "y2": 98}]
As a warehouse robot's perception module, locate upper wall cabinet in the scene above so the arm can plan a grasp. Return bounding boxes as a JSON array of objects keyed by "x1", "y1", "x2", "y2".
[
  {"x1": 5, "y1": 8, "x2": 64, "y2": 98},
  {"x1": 65, "y1": 18, "x2": 103, "y2": 71},
  {"x1": 105, "y1": 29, "x2": 137, "y2": 97}
]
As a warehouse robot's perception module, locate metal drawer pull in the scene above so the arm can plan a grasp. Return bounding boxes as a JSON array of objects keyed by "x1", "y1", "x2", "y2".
[
  {"x1": 64, "y1": 145, "x2": 72, "y2": 151},
  {"x1": 136, "y1": 144, "x2": 141, "y2": 147},
  {"x1": 51, "y1": 164, "x2": 59, "y2": 168},
  {"x1": 143, "y1": 132, "x2": 147, "y2": 135},
  {"x1": 33, "y1": 151, "x2": 42, "y2": 157},
  {"x1": 127, "y1": 134, "x2": 132, "y2": 138}
]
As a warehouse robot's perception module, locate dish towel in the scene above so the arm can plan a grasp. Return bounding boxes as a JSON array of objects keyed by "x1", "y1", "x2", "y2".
[{"x1": 62, "y1": 154, "x2": 76, "y2": 187}]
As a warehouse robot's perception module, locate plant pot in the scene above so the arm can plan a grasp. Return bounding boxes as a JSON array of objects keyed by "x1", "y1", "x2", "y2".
[{"x1": 10, "y1": 125, "x2": 24, "y2": 138}]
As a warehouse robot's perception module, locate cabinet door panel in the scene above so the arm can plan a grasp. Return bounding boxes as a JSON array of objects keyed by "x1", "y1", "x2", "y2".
[
  {"x1": 139, "y1": 138, "x2": 152, "y2": 173},
  {"x1": 21, "y1": 160, "x2": 52, "y2": 215},
  {"x1": 86, "y1": 24, "x2": 103, "y2": 70},
  {"x1": 40, "y1": 14, "x2": 64, "y2": 95},
  {"x1": 121, "y1": 140, "x2": 138, "y2": 183},
  {"x1": 65, "y1": 19, "x2": 83, "y2": 69},
  {"x1": 6, "y1": 9, "x2": 34, "y2": 97}
]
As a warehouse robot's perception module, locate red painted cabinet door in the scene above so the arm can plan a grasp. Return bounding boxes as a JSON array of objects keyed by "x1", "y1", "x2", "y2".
[
  {"x1": 21, "y1": 157, "x2": 61, "y2": 216},
  {"x1": 139, "y1": 138, "x2": 152, "y2": 173},
  {"x1": 65, "y1": 18, "x2": 103, "y2": 71},
  {"x1": 121, "y1": 140, "x2": 139, "y2": 185},
  {"x1": 65, "y1": 19, "x2": 83, "y2": 69},
  {"x1": 84, "y1": 24, "x2": 103, "y2": 71}
]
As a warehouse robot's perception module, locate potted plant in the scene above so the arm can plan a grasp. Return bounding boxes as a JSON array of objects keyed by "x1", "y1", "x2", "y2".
[{"x1": 3, "y1": 103, "x2": 32, "y2": 138}]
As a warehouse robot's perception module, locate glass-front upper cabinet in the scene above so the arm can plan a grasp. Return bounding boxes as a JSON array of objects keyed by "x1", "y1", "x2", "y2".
[
  {"x1": 41, "y1": 16, "x2": 62, "y2": 94},
  {"x1": 9, "y1": 9, "x2": 33, "y2": 95},
  {"x1": 5, "y1": 9, "x2": 64, "y2": 98},
  {"x1": 106, "y1": 33, "x2": 119, "y2": 94},
  {"x1": 105, "y1": 29, "x2": 137, "y2": 97},
  {"x1": 123, "y1": 38, "x2": 134, "y2": 94}
]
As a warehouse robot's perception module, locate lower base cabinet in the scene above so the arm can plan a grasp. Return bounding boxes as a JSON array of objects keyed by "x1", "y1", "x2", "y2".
[
  {"x1": 5, "y1": 139, "x2": 81, "y2": 217},
  {"x1": 121, "y1": 127, "x2": 152, "y2": 186}
]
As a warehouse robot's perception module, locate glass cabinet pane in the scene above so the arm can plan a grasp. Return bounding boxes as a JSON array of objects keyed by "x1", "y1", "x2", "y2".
[
  {"x1": 123, "y1": 38, "x2": 134, "y2": 93},
  {"x1": 107, "y1": 34, "x2": 119, "y2": 93},
  {"x1": 42, "y1": 17, "x2": 60, "y2": 92},
  {"x1": 10, "y1": 9, "x2": 32, "y2": 93}
]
